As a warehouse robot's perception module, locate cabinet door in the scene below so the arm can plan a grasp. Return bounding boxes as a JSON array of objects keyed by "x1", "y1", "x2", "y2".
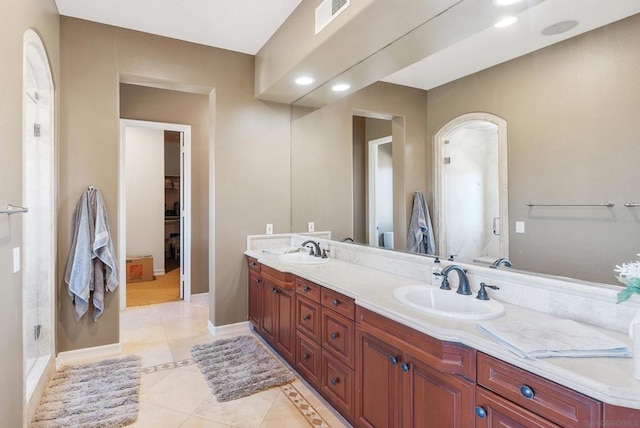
[
  {"x1": 261, "y1": 279, "x2": 278, "y2": 344},
  {"x1": 275, "y1": 286, "x2": 295, "y2": 364},
  {"x1": 248, "y1": 271, "x2": 262, "y2": 330},
  {"x1": 355, "y1": 329, "x2": 402, "y2": 428},
  {"x1": 402, "y1": 353, "x2": 475, "y2": 428},
  {"x1": 475, "y1": 387, "x2": 560, "y2": 428}
]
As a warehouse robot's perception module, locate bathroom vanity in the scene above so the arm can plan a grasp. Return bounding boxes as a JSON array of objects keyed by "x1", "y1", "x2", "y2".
[{"x1": 245, "y1": 235, "x2": 640, "y2": 427}]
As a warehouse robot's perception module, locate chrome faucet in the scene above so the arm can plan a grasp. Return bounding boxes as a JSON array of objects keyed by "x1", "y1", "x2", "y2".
[
  {"x1": 301, "y1": 240, "x2": 322, "y2": 257},
  {"x1": 440, "y1": 265, "x2": 472, "y2": 295},
  {"x1": 490, "y1": 257, "x2": 512, "y2": 268}
]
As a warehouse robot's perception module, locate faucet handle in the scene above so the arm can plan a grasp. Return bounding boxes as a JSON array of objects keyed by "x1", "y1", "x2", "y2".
[
  {"x1": 476, "y1": 282, "x2": 500, "y2": 300},
  {"x1": 321, "y1": 249, "x2": 330, "y2": 259}
]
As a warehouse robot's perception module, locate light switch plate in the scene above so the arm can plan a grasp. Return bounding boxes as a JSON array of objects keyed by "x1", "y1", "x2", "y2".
[
  {"x1": 266, "y1": 224, "x2": 273, "y2": 235},
  {"x1": 516, "y1": 221, "x2": 525, "y2": 234},
  {"x1": 308, "y1": 222, "x2": 315, "y2": 232},
  {"x1": 13, "y1": 247, "x2": 20, "y2": 273}
]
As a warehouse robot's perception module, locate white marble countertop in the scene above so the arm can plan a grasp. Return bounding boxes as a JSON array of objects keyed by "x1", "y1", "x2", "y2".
[{"x1": 246, "y1": 249, "x2": 640, "y2": 410}]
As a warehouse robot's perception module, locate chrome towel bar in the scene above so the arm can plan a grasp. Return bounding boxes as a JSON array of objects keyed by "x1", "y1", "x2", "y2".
[
  {"x1": 625, "y1": 201, "x2": 640, "y2": 207},
  {"x1": 0, "y1": 204, "x2": 29, "y2": 215},
  {"x1": 525, "y1": 202, "x2": 614, "y2": 207}
]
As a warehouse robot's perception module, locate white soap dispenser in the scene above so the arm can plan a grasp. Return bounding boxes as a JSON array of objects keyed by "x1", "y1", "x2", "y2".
[{"x1": 432, "y1": 258, "x2": 442, "y2": 287}]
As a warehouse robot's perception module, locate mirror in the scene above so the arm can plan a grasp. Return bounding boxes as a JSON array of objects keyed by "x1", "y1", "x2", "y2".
[{"x1": 290, "y1": 2, "x2": 640, "y2": 286}]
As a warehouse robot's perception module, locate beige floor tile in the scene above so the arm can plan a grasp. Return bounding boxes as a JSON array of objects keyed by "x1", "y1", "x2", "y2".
[
  {"x1": 289, "y1": 381, "x2": 351, "y2": 428},
  {"x1": 193, "y1": 387, "x2": 280, "y2": 428},
  {"x1": 180, "y1": 415, "x2": 235, "y2": 428},
  {"x1": 162, "y1": 316, "x2": 209, "y2": 340},
  {"x1": 122, "y1": 340, "x2": 174, "y2": 368},
  {"x1": 140, "y1": 369, "x2": 173, "y2": 394},
  {"x1": 168, "y1": 333, "x2": 213, "y2": 361},
  {"x1": 121, "y1": 324, "x2": 168, "y2": 345},
  {"x1": 142, "y1": 368, "x2": 212, "y2": 414},
  {"x1": 129, "y1": 402, "x2": 190, "y2": 428},
  {"x1": 260, "y1": 391, "x2": 311, "y2": 428}
]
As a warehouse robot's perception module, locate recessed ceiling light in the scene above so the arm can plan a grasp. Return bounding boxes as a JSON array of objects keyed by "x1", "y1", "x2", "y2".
[
  {"x1": 493, "y1": 0, "x2": 524, "y2": 6},
  {"x1": 541, "y1": 20, "x2": 579, "y2": 36},
  {"x1": 332, "y1": 83, "x2": 351, "y2": 92},
  {"x1": 494, "y1": 16, "x2": 518, "y2": 28},
  {"x1": 295, "y1": 76, "x2": 315, "y2": 86}
]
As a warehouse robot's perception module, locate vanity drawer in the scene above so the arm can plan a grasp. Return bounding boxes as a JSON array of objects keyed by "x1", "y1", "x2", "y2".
[
  {"x1": 322, "y1": 350, "x2": 355, "y2": 419},
  {"x1": 321, "y1": 288, "x2": 355, "y2": 320},
  {"x1": 322, "y1": 308, "x2": 355, "y2": 368},
  {"x1": 296, "y1": 332, "x2": 322, "y2": 388},
  {"x1": 476, "y1": 386, "x2": 561, "y2": 428},
  {"x1": 247, "y1": 256, "x2": 261, "y2": 273},
  {"x1": 296, "y1": 277, "x2": 321, "y2": 302},
  {"x1": 477, "y1": 353, "x2": 601, "y2": 427},
  {"x1": 261, "y1": 265, "x2": 294, "y2": 289},
  {"x1": 296, "y1": 294, "x2": 321, "y2": 344}
]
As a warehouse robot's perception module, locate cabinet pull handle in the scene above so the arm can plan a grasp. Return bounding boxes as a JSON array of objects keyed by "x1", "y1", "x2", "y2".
[
  {"x1": 475, "y1": 406, "x2": 487, "y2": 419},
  {"x1": 520, "y1": 385, "x2": 535, "y2": 399},
  {"x1": 303, "y1": 286, "x2": 310, "y2": 292},
  {"x1": 250, "y1": 262, "x2": 256, "y2": 266},
  {"x1": 271, "y1": 288, "x2": 278, "y2": 294},
  {"x1": 330, "y1": 377, "x2": 339, "y2": 386},
  {"x1": 389, "y1": 356, "x2": 398, "y2": 365},
  {"x1": 302, "y1": 315, "x2": 311, "y2": 321},
  {"x1": 330, "y1": 332, "x2": 338, "y2": 340},
  {"x1": 332, "y1": 299, "x2": 339, "y2": 306},
  {"x1": 302, "y1": 353, "x2": 309, "y2": 360},
  {"x1": 401, "y1": 363, "x2": 410, "y2": 372},
  {"x1": 255, "y1": 278, "x2": 261, "y2": 283}
]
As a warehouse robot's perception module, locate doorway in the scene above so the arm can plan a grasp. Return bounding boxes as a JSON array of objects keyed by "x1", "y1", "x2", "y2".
[
  {"x1": 22, "y1": 29, "x2": 56, "y2": 406},
  {"x1": 118, "y1": 120, "x2": 192, "y2": 308},
  {"x1": 434, "y1": 113, "x2": 509, "y2": 264},
  {"x1": 368, "y1": 136, "x2": 394, "y2": 248}
]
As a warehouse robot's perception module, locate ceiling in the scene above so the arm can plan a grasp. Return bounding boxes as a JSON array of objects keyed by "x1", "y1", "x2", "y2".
[{"x1": 54, "y1": 0, "x2": 302, "y2": 55}]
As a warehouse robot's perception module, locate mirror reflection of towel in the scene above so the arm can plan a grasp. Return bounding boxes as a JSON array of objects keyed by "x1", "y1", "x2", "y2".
[{"x1": 407, "y1": 191, "x2": 436, "y2": 254}]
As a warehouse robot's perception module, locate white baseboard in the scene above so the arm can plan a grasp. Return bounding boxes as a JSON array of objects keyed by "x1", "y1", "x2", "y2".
[
  {"x1": 207, "y1": 320, "x2": 251, "y2": 337},
  {"x1": 154, "y1": 268, "x2": 166, "y2": 276},
  {"x1": 56, "y1": 343, "x2": 122, "y2": 369},
  {"x1": 191, "y1": 292, "x2": 209, "y2": 302}
]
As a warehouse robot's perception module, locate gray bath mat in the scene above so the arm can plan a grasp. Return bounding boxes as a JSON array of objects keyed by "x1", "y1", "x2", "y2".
[
  {"x1": 191, "y1": 335, "x2": 295, "y2": 402},
  {"x1": 30, "y1": 355, "x2": 141, "y2": 428}
]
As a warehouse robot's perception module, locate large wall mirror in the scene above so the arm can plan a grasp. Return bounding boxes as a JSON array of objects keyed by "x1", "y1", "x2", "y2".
[{"x1": 290, "y1": 1, "x2": 640, "y2": 286}]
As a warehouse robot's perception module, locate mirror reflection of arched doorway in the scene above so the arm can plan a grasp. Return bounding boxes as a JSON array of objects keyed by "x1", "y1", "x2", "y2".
[{"x1": 434, "y1": 112, "x2": 509, "y2": 265}]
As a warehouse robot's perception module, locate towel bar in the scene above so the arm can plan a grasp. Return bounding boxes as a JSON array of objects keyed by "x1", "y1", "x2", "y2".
[
  {"x1": 0, "y1": 204, "x2": 29, "y2": 215},
  {"x1": 624, "y1": 201, "x2": 640, "y2": 207},
  {"x1": 525, "y1": 202, "x2": 614, "y2": 207}
]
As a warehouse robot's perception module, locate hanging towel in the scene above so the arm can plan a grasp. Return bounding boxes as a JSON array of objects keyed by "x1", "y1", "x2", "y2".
[
  {"x1": 476, "y1": 319, "x2": 631, "y2": 359},
  {"x1": 406, "y1": 191, "x2": 436, "y2": 254},
  {"x1": 64, "y1": 187, "x2": 119, "y2": 321}
]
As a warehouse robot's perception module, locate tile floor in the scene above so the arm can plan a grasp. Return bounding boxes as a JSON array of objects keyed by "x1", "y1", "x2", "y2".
[{"x1": 115, "y1": 297, "x2": 351, "y2": 428}]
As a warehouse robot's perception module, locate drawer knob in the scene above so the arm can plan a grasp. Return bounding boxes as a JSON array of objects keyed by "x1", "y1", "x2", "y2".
[
  {"x1": 302, "y1": 353, "x2": 309, "y2": 360},
  {"x1": 332, "y1": 299, "x2": 339, "y2": 306},
  {"x1": 302, "y1": 315, "x2": 311, "y2": 321},
  {"x1": 250, "y1": 262, "x2": 256, "y2": 266},
  {"x1": 255, "y1": 278, "x2": 260, "y2": 283},
  {"x1": 271, "y1": 288, "x2": 278, "y2": 294},
  {"x1": 330, "y1": 332, "x2": 338, "y2": 340},
  {"x1": 401, "y1": 363, "x2": 410, "y2": 372},
  {"x1": 520, "y1": 385, "x2": 535, "y2": 399},
  {"x1": 330, "y1": 377, "x2": 339, "y2": 386},
  {"x1": 303, "y1": 286, "x2": 310, "y2": 292},
  {"x1": 389, "y1": 356, "x2": 398, "y2": 365},
  {"x1": 475, "y1": 406, "x2": 487, "y2": 419}
]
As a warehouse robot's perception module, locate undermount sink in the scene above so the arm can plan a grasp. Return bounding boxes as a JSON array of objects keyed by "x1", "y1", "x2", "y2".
[
  {"x1": 278, "y1": 252, "x2": 331, "y2": 265},
  {"x1": 393, "y1": 285, "x2": 505, "y2": 320}
]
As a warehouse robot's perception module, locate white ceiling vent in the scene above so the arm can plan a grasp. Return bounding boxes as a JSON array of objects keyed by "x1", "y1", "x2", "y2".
[{"x1": 315, "y1": 0, "x2": 350, "y2": 35}]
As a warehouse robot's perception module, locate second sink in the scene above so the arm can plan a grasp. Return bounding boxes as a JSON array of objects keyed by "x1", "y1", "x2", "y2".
[{"x1": 393, "y1": 285, "x2": 505, "y2": 320}]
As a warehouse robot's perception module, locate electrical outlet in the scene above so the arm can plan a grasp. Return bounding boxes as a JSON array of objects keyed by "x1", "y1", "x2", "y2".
[
  {"x1": 516, "y1": 221, "x2": 525, "y2": 234},
  {"x1": 308, "y1": 222, "x2": 315, "y2": 232},
  {"x1": 266, "y1": 224, "x2": 273, "y2": 235}
]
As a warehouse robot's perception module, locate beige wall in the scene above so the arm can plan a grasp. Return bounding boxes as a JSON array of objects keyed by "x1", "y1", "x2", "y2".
[
  {"x1": 120, "y1": 84, "x2": 210, "y2": 293},
  {"x1": 426, "y1": 14, "x2": 640, "y2": 284},
  {"x1": 0, "y1": 1, "x2": 59, "y2": 425},
  {"x1": 59, "y1": 17, "x2": 291, "y2": 352},
  {"x1": 291, "y1": 82, "x2": 429, "y2": 247}
]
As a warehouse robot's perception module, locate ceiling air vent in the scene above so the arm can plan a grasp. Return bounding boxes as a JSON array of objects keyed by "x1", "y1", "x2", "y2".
[{"x1": 315, "y1": 0, "x2": 350, "y2": 35}]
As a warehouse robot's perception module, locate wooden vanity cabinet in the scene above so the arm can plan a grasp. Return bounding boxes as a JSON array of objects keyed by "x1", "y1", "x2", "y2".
[
  {"x1": 356, "y1": 306, "x2": 476, "y2": 428},
  {"x1": 247, "y1": 261, "x2": 262, "y2": 330}
]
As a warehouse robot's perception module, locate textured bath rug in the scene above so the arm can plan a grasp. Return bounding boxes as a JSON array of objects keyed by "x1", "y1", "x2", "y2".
[
  {"x1": 30, "y1": 355, "x2": 141, "y2": 428},
  {"x1": 191, "y1": 335, "x2": 295, "y2": 402}
]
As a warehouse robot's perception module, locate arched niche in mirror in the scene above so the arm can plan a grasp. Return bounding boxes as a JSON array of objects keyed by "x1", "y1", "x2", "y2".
[{"x1": 433, "y1": 112, "x2": 509, "y2": 266}]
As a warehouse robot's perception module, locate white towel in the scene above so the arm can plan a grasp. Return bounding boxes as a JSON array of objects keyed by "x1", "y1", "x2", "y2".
[
  {"x1": 477, "y1": 319, "x2": 631, "y2": 359},
  {"x1": 406, "y1": 191, "x2": 436, "y2": 254},
  {"x1": 64, "y1": 188, "x2": 119, "y2": 321}
]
